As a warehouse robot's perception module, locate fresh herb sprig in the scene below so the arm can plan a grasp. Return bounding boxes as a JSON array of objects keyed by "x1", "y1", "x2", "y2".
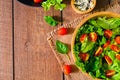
[{"x1": 42, "y1": 0, "x2": 66, "y2": 11}]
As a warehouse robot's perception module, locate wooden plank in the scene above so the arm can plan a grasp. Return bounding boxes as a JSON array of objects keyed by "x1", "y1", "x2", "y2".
[
  {"x1": 0, "y1": 0, "x2": 13, "y2": 80},
  {"x1": 14, "y1": 0, "x2": 62, "y2": 80}
]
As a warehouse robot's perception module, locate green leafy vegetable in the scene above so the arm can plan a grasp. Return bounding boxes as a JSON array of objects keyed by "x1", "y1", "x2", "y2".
[
  {"x1": 81, "y1": 41, "x2": 95, "y2": 53},
  {"x1": 42, "y1": 0, "x2": 66, "y2": 11},
  {"x1": 75, "y1": 61, "x2": 86, "y2": 72},
  {"x1": 97, "y1": 27, "x2": 104, "y2": 36},
  {"x1": 97, "y1": 17, "x2": 120, "y2": 29},
  {"x1": 98, "y1": 36, "x2": 106, "y2": 46},
  {"x1": 56, "y1": 40, "x2": 69, "y2": 54},
  {"x1": 88, "y1": 19, "x2": 100, "y2": 27},
  {"x1": 44, "y1": 16, "x2": 58, "y2": 26},
  {"x1": 112, "y1": 27, "x2": 120, "y2": 36}
]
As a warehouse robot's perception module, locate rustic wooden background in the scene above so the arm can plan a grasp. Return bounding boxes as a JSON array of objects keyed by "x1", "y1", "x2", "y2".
[{"x1": 0, "y1": 0, "x2": 118, "y2": 80}]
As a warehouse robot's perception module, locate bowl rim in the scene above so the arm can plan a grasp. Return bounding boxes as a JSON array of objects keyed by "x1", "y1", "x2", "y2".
[
  {"x1": 71, "y1": 12, "x2": 120, "y2": 80},
  {"x1": 71, "y1": 0, "x2": 96, "y2": 14}
]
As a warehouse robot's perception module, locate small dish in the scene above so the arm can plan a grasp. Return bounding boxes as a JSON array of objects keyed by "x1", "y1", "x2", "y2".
[
  {"x1": 17, "y1": 0, "x2": 45, "y2": 7},
  {"x1": 71, "y1": 0, "x2": 96, "y2": 14}
]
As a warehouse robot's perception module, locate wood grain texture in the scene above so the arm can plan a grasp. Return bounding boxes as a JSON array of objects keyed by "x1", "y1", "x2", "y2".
[
  {"x1": 14, "y1": 0, "x2": 62, "y2": 80},
  {"x1": 0, "y1": 0, "x2": 13, "y2": 80}
]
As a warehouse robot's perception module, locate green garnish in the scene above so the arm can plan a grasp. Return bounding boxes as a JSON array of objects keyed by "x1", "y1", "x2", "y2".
[
  {"x1": 44, "y1": 16, "x2": 58, "y2": 26},
  {"x1": 56, "y1": 40, "x2": 69, "y2": 54},
  {"x1": 42, "y1": 0, "x2": 66, "y2": 11}
]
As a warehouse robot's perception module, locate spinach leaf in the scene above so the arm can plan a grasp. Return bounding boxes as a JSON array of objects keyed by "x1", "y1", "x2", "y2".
[
  {"x1": 44, "y1": 16, "x2": 58, "y2": 26},
  {"x1": 56, "y1": 40, "x2": 69, "y2": 54},
  {"x1": 81, "y1": 41, "x2": 95, "y2": 53}
]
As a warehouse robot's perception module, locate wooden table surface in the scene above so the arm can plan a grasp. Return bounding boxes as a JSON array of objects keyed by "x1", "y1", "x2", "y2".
[{"x1": 0, "y1": 0, "x2": 118, "y2": 80}]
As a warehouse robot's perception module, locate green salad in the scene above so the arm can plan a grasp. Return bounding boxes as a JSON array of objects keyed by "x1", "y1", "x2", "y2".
[{"x1": 73, "y1": 16, "x2": 120, "y2": 80}]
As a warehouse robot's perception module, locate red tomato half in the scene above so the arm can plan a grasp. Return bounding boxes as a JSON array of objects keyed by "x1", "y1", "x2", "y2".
[
  {"x1": 110, "y1": 45, "x2": 119, "y2": 52},
  {"x1": 79, "y1": 53, "x2": 89, "y2": 62},
  {"x1": 89, "y1": 32, "x2": 98, "y2": 42},
  {"x1": 105, "y1": 70, "x2": 115, "y2": 77},
  {"x1": 79, "y1": 34, "x2": 87, "y2": 43},
  {"x1": 116, "y1": 54, "x2": 120, "y2": 60},
  {"x1": 94, "y1": 47, "x2": 103, "y2": 56},
  {"x1": 57, "y1": 28, "x2": 67, "y2": 35},
  {"x1": 64, "y1": 65, "x2": 72, "y2": 75},
  {"x1": 34, "y1": 0, "x2": 43, "y2": 3},
  {"x1": 104, "y1": 55, "x2": 112, "y2": 65},
  {"x1": 103, "y1": 40, "x2": 110, "y2": 48},
  {"x1": 104, "y1": 30, "x2": 112, "y2": 38},
  {"x1": 115, "y1": 36, "x2": 120, "y2": 44}
]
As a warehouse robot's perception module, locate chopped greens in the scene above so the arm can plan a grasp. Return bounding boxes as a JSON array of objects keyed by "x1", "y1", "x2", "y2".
[{"x1": 73, "y1": 16, "x2": 120, "y2": 80}]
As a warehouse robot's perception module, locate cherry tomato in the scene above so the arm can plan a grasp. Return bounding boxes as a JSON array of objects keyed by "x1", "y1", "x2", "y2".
[
  {"x1": 103, "y1": 40, "x2": 110, "y2": 48},
  {"x1": 110, "y1": 45, "x2": 119, "y2": 52},
  {"x1": 33, "y1": 0, "x2": 43, "y2": 3},
  {"x1": 105, "y1": 70, "x2": 115, "y2": 78},
  {"x1": 64, "y1": 65, "x2": 72, "y2": 75},
  {"x1": 57, "y1": 28, "x2": 67, "y2": 35},
  {"x1": 104, "y1": 30, "x2": 112, "y2": 38},
  {"x1": 89, "y1": 32, "x2": 98, "y2": 42},
  {"x1": 79, "y1": 53, "x2": 89, "y2": 62},
  {"x1": 116, "y1": 54, "x2": 120, "y2": 60},
  {"x1": 104, "y1": 55, "x2": 112, "y2": 65},
  {"x1": 94, "y1": 47, "x2": 103, "y2": 56},
  {"x1": 115, "y1": 36, "x2": 120, "y2": 44},
  {"x1": 79, "y1": 34, "x2": 87, "y2": 43}
]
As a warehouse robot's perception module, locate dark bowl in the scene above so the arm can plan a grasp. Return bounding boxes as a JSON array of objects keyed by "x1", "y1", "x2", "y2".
[{"x1": 17, "y1": 0, "x2": 45, "y2": 7}]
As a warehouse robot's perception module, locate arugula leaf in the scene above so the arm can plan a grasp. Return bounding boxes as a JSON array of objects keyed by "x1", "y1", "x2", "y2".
[
  {"x1": 88, "y1": 19, "x2": 100, "y2": 27},
  {"x1": 42, "y1": 0, "x2": 66, "y2": 11},
  {"x1": 56, "y1": 40, "x2": 69, "y2": 54},
  {"x1": 97, "y1": 27, "x2": 104, "y2": 36},
  {"x1": 44, "y1": 16, "x2": 58, "y2": 26}
]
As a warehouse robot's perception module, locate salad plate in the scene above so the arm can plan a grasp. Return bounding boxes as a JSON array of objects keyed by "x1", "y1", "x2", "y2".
[{"x1": 71, "y1": 12, "x2": 120, "y2": 80}]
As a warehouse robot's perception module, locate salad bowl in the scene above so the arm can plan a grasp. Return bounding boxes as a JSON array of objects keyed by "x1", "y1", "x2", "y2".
[{"x1": 71, "y1": 12, "x2": 120, "y2": 80}]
